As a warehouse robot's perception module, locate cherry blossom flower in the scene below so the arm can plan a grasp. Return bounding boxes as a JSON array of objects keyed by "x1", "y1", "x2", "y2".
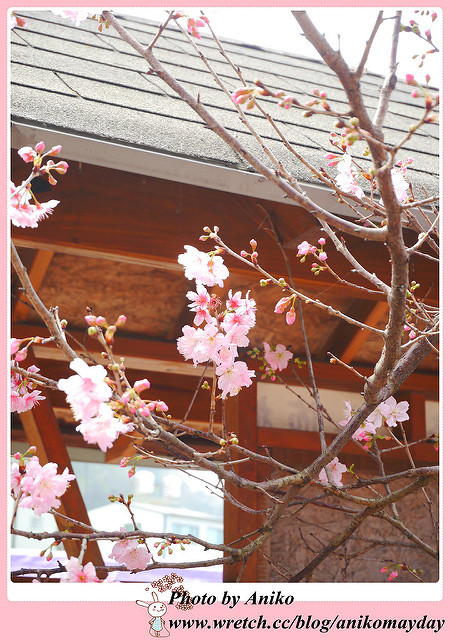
[
  {"x1": 10, "y1": 13, "x2": 27, "y2": 29},
  {"x1": 186, "y1": 283, "x2": 213, "y2": 325},
  {"x1": 319, "y1": 457, "x2": 347, "y2": 487},
  {"x1": 177, "y1": 325, "x2": 203, "y2": 365},
  {"x1": 195, "y1": 322, "x2": 227, "y2": 364},
  {"x1": 51, "y1": 9, "x2": 93, "y2": 26},
  {"x1": 380, "y1": 396, "x2": 409, "y2": 427},
  {"x1": 11, "y1": 364, "x2": 46, "y2": 414},
  {"x1": 216, "y1": 360, "x2": 255, "y2": 398},
  {"x1": 296, "y1": 241, "x2": 313, "y2": 256},
  {"x1": 353, "y1": 422, "x2": 377, "y2": 444},
  {"x1": 109, "y1": 529, "x2": 152, "y2": 570},
  {"x1": 76, "y1": 403, "x2": 133, "y2": 452},
  {"x1": 60, "y1": 557, "x2": 99, "y2": 583},
  {"x1": 57, "y1": 358, "x2": 112, "y2": 421},
  {"x1": 186, "y1": 17, "x2": 206, "y2": 39},
  {"x1": 339, "y1": 400, "x2": 354, "y2": 426},
  {"x1": 10, "y1": 182, "x2": 60, "y2": 228},
  {"x1": 263, "y1": 342, "x2": 293, "y2": 372},
  {"x1": 17, "y1": 458, "x2": 75, "y2": 517},
  {"x1": 178, "y1": 245, "x2": 229, "y2": 287},
  {"x1": 335, "y1": 153, "x2": 364, "y2": 199}
]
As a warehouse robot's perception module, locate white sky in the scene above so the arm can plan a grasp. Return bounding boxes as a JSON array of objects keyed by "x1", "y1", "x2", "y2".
[{"x1": 121, "y1": 7, "x2": 441, "y2": 85}]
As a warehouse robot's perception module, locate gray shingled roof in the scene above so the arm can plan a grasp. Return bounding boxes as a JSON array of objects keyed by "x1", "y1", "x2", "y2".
[{"x1": 11, "y1": 10, "x2": 439, "y2": 195}]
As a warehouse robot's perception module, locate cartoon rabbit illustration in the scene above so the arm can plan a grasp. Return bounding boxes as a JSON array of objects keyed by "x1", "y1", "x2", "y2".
[{"x1": 136, "y1": 592, "x2": 170, "y2": 637}]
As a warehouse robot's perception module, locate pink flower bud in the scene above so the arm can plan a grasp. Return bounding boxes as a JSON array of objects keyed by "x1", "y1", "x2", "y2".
[
  {"x1": 115, "y1": 314, "x2": 127, "y2": 327},
  {"x1": 318, "y1": 251, "x2": 328, "y2": 262},
  {"x1": 84, "y1": 314, "x2": 97, "y2": 326},
  {"x1": 133, "y1": 378, "x2": 151, "y2": 394},
  {"x1": 49, "y1": 145, "x2": 62, "y2": 155},
  {"x1": 15, "y1": 347, "x2": 28, "y2": 362},
  {"x1": 405, "y1": 74, "x2": 416, "y2": 86},
  {"x1": 318, "y1": 237, "x2": 326, "y2": 246},
  {"x1": 18, "y1": 146, "x2": 36, "y2": 163},
  {"x1": 286, "y1": 308, "x2": 296, "y2": 325},
  {"x1": 35, "y1": 141, "x2": 45, "y2": 153},
  {"x1": 120, "y1": 457, "x2": 131, "y2": 467},
  {"x1": 274, "y1": 297, "x2": 291, "y2": 313},
  {"x1": 425, "y1": 73, "x2": 431, "y2": 83},
  {"x1": 410, "y1": 89, "x2": 419, "y2": 98},
  {"x1": 10, "y1": 338, "x2": 22, "y2": 356}
]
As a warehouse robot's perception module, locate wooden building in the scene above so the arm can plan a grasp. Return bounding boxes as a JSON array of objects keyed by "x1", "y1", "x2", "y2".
[{"x1": 10, "y1": 10, "x2": 439, "y2": 582}]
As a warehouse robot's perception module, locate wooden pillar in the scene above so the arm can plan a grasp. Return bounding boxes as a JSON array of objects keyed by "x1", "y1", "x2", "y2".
[
  {"x1": 16, "y1": 350, "x2": 105, "y2": 573},
  {"x1": 222, "y1": 381, "x2": 260, "y2": 582}
]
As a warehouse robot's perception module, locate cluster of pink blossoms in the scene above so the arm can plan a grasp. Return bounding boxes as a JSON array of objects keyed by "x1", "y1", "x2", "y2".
[
  {"x1": 340, "y1": 396, "x2": 410, "y2": 446},
  {"x1": 177, "y1": 246, "x2": 256, "y2": 398},
  {"x1": 109, "y1": 528, "x2": 152, "y2": 570},
  {"x1": 327, "y1": 152, "x2": 411, "y2": 205},
  {"x1": 57, "y1": 359, "x2": 133, "y2": 452},
  {"x1": 10, "y1": 339, "x2": 46, "y2": 413},
  {"x1": 11, "y1": 450, "x2": 75, "y2": 517},
  {"x1": 319, "y1": 397, "x2": 409, "y2": 487},
  {"x1": 11, "y1": 142, "x2": 68, "y2": 228}
]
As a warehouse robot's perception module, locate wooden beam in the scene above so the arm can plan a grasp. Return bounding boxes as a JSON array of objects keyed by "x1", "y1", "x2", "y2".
[
  {"x1": 12, "y1": 322, "x2": 439, "y2": 399},
  {"x1": 340, "y1": 301, "x2": 389, "y2": 363},
  {"x1": 12, "y1": 249, "x2": 54, "y2": 322},
  {"x1": 223, "y1": 382, "x2": 262, "y2": 582},
  {"x1": 257, "y1": 427, "x2": 438, "y2": 464},
  {"x1": 11, "y1": 158, "x2": 438, "y2": 305}
]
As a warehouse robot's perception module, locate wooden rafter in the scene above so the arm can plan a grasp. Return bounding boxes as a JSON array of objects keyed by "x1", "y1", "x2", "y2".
[{"x1": 12, "y1": 249, "x2": 54, "y2": 322}]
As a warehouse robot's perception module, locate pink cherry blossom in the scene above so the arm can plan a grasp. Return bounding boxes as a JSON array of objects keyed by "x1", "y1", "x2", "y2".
[
  {"x1": 186, "y1": 283, "x2": 213, "y2": 325},
  {"x1": 10, "y1": 182, "x2": 60, "y2": 228},
  {"x1": 60, "y1": 557, "x2": 99, "y2": 583},
  {"x1": 11, "y1": 364, "x2": 46, "y2": 413},
  {"x1": 335, "y1": 153, "x2": 364, "y2": 199},
  {"x1": 263, "y1": 342, "x2": 293, "y2": 372},
  {"x1": 51, "y1": 9, "x2": 93, "y2": 26},
  {"x1": 339, "y1": 400, "x2": 353, "y2": 426},
  {"x1": 18, "y1": 458, "x2": 75, "y2": 516},
  {"x1": 216, "y1": 360, "x2": 255, "y2": 398},
  {"x1": 178, "y1": 245, "x2": 229, "y2": 287},
  {"x1": 186, "y1": 17, "x2": 206, "y2": 39},
  {"x1": 17, "y1": 146, "x2": 36, "y2": 163},
  {"x1": 380, "y1": 396, "x2": 409, "y2": 427},
  {"x1": 109, "y1": 529, "x2": 151, "y2": 570},
  {"x1": 76, "y1": 403, "x2": 133, "y2": 452},
  {"x1": 318, "y1": 457, "x2": 347, "y2": 487},
  {"x1": 296, "y1": 241, "x2": 313, "y2": 256},
  {"x1": 352, "y1": 422, "x2": 376, "y2": 443},
  {"x1": 318, "y1": 251, "x2": 328, "y2": 262},
  {"x1": 177, "y1": 325, "x2": 203, "y2": 365},
  {"x1": 10, "y1": 13, "x2": 27, "y2": 28},
  {"x1": 57, "y1": 358, "x2": 112, "y2": 421}
]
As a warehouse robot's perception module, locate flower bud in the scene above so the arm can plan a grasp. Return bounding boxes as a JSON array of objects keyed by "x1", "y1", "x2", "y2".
[{"x1": 35, "y1": 141, "x2": 45, "y2": 153}]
